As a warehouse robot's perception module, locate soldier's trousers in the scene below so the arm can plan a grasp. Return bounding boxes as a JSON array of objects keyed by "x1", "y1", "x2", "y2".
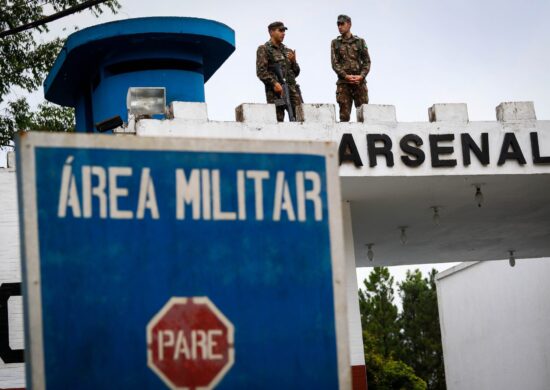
[
  {"x1": 266, "y1": 85, "x2": 303, "y2": 122},
  {"x1": 336, "y1": 82, "x2": 369, "y2": 122}
]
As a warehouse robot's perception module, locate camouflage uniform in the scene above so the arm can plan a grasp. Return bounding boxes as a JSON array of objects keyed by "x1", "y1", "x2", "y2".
[
  {"x1": 331, "y1": 35, "x2": 371, "y2": 122},
  {"x1": 256, "y1": 41, "x2": 303, "y2": 122}
]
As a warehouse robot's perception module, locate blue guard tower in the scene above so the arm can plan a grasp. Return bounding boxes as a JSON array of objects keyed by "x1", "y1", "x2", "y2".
[{"x1": 44, "y1": 17, "x2": 235, "y2": 132}]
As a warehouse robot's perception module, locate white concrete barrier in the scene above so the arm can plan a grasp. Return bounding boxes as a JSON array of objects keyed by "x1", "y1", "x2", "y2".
[
  {"x1": 170, "y1": 102, "x2": 208, "y2": 121},
  {"x1": 496, "y1": 101, "x2": 536, "y2": 122},
  {"x1": 302, "y1": 103, "x2": 336, "y2": 123},
  {"x1": 357, "y1": 104, "x2": 397, "y2": 123},
  {"x1": 235, "y1": 103, "x2": 277, "y2": 123},
  {"x1": 428, "y1": 103, "x2": 469, "y2": 123}
]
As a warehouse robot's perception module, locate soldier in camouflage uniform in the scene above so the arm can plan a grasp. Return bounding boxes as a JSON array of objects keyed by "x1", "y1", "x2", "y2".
[
  {"x1": 256, "y1": 21, "x2": 303, "y2": 122},
  {"x1": 331, "y1": 15, "x2": 371, "y2": 122}
]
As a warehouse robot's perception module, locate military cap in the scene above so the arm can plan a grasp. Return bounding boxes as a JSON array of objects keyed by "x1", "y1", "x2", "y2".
[
  {"x1": 337, "y1": 15, "x2": 351, "y2": 23},
  {"x1": 268, "y1": 21, "x2": 288, "y2": 31}
]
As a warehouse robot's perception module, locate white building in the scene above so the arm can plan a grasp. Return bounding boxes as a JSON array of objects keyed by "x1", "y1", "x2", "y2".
[{"x1": 436, "y1": 259, "x2": 550, "y2": 390}]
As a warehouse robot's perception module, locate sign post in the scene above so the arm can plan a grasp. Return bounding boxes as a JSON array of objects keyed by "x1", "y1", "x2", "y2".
[{"x1": 16, "y1": 132, "x2": 350, "y2": 389}]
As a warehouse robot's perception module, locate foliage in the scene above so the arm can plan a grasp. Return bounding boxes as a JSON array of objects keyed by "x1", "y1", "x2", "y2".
[
  {"x1": 0, "y1": 98, "x2": 75, "y2": 145},
  {"x1": 359, "y1": 267, "x2": 445, "y2": 389},
  {"x1": 0, "y1": 0, "x2": 120, "y2": 147},
  {"x1": 363, "y1": 330, "x2": 427, "y2": 390},
  {"x1": 359, "y1": 267, "x2": 400, "y2": 358},
  {"x1": 398, "y1": 269, "x2": 446, "y2": 389}
]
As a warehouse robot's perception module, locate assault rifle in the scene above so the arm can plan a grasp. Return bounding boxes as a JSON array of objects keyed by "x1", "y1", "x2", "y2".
[{"x1": 270, "y1": 63, "x2": 296, "y2": 122}]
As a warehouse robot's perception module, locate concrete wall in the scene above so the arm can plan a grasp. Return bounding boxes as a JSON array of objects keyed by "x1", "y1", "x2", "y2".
[
  {"x1": 342, "y1": 201, "x2": 367, "y2": 389},
  {"x1": 139, "y1": 101, "x2": 550, "y2": 178},
  {"x1": 0, "y1": 167, "x2": 25, "y2": 389},
  {"x1": 436, "y1": 259, "x2": 550, "y2": 390}
]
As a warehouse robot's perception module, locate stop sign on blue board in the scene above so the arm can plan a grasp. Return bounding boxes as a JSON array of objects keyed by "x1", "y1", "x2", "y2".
[
  {"x1": 16, "y1": 133, "x2": 350, "y2": 389},
  {"x1": 147, "y1": 296, "x2": 234, "y2": 389}
]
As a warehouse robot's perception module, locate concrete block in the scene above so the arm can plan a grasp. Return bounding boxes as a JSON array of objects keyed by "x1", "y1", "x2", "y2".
[
  {"x1": 7, "y1": 151, "x2": 15, "y2": 168},
  {"x1": 170, "y1": 102, "x2": 208, "y2": 121},
  {"x1": 301, "y1": 104, "x2": 336, "y2": 123},
  {"x1": 235, "y1": 103, "x2": 277, "y2": 123},
  {"x1": 428, "y1": 103, "x2": 469, "y2": 123},
  {"x1": 496, "y1": 101, "x2": 536, "y2": 122},
  {"x1": 357, "y1": 104, "x2": 396, "y2": 122}
]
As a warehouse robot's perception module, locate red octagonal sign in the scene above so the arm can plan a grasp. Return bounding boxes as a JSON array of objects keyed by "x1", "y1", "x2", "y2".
[{"x1": 147, "y1": 297, "x2": 235, "y2": 389}]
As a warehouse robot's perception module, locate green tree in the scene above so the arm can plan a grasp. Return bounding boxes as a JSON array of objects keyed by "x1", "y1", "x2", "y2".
[
  {"x1": 0, "y1": 98, "x2": 75, "y2": 141},
  {"x1": 398, "y1": 269, "x2": 446, "y2": 389},
  {"x1": 0, "y1": 0, "x2": 120, "y2": 147},
  {"x1": 359, "y1": 267, "x2": 400, "y2": 358},
  {"x1": 363, "y1": 330, "x2": 427, "y2": 390}
]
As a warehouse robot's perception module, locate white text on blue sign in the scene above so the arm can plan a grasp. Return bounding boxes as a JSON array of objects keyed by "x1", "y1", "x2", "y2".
[{"x1": 57, "y1": 156, "x2": 324, "y2": 222}]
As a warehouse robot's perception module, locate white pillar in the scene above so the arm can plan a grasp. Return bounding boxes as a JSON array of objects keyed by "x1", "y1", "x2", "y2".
[
  {"x1": 0, "y1": 169, "x2": 25, "y2": 389},
  {"x1": 342, "y1": 201, "x2": 367, "y2": 389}
]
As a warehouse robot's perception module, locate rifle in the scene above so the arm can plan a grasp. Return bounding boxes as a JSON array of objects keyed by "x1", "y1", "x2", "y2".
[{"x1": 270, "y1": 63, "x2": 296, "y2": 122}]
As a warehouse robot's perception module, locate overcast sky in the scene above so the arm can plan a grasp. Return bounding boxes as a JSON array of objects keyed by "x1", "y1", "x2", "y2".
[
  {"x1": 5, "y1": 0, "x2": 549, "y2": 284},
  {"x1": 24, "y1": 0, "x2": 550, "y2": 123}
]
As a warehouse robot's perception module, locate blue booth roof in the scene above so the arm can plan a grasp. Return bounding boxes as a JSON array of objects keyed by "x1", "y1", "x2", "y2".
[{"x1": 44, "y1": 17, "x2": 235, "y2": 107}]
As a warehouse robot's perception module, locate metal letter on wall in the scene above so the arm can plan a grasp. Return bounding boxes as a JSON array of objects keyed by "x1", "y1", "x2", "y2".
[{"x1": 0, "y1": 282, "x2": 24, "y2": 364}]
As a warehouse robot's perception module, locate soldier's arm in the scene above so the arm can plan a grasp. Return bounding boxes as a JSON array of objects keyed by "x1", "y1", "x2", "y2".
[
  {"x1": 331, "y1": 40, "x2": 347, "y2": 79},
  {"x1": 292, "y1": 57, "x2": 300, "y2": 77},
  {"x1": 256, "y1": 46, "x2": 277, "y2": 87},
  {"x1": 359, "y1": 39, "x2": 371, "y2": 79},
  {"x1": 285, "y1": 48, "x2": 300, "y2": 77}
]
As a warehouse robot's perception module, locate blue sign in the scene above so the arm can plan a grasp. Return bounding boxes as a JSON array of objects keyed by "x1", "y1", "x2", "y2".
[{"x1": 16, "y1": 133, "x2": 349, "y2": 389}]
